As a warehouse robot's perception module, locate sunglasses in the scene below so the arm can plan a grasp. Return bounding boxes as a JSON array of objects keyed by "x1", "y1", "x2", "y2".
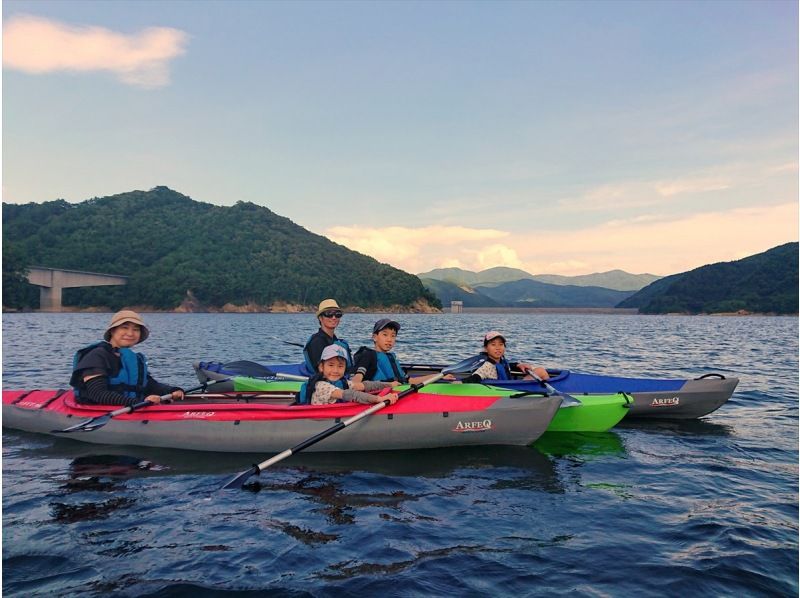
[{"x1": 321, "y1": 310, "x2": 344, "y2": 319}]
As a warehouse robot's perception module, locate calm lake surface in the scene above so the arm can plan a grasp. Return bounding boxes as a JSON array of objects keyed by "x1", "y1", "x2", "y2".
[{"x1": 2, "y1": 312, "x2": 798, "y2": 596}]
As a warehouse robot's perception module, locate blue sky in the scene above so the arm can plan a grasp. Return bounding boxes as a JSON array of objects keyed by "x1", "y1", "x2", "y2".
[{"x1": 3, "y1": 0, "x2": 797, "y2": 276}]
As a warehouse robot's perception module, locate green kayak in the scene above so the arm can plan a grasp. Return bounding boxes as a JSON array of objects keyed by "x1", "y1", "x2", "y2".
[{"x1": 230, "y1": 377, "x2": 631, "y2": 433}]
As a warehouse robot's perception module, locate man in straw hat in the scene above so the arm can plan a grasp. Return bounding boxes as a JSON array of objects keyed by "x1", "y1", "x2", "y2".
[
  {"x1": 302, "y1": 298, "x2": 354, "y2": 375},
  {"x1": 70, "y1": 310, "x2": 185, "y2": 406}
]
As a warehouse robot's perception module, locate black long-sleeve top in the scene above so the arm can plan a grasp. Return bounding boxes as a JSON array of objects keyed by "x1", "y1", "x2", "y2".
[{"x1": 70, "y1": 342, "x2": 180, "y2": 406}]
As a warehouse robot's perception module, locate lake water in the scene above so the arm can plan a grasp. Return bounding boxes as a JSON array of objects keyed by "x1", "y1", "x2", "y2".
[{"x1": 2, "y1": 312, "x2": 798, "y2": 596}]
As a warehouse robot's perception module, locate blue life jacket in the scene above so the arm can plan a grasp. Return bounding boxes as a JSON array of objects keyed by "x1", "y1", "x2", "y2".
[
  {"x1": 298, "y1": 374, "x2": 349, "y2": 405},
  {"x1": 72, "y1": 341, "x2": 148, "y2": 399},
  {"x1": 478, "y1": 352, "x2": 510, "y2": 380},
  {"x1": 493, "y1": 356, "x2": 511, "y2": 380},
  {"x1": 303, "y1": 332, "x2": 352, "y2": 373},
  {"x1": 376, "y1": 351, "x2": 408, "y2": 383}
]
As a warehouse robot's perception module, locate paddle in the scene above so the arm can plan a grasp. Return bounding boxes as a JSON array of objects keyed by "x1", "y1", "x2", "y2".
[
  {"x1": 272, "y1": 337, "x2": 305, "y2": 349},
  {"x1": 221, "y1": 354, "x2": 485, "y2": 489},
  {"x1": 525, "y1": 370, "x2": 582, "y2": 408},
  {"x1": 53, "y1": 379, "x2": 229, "y2": 433},
  {"x1": 211, "y1": 360, "x2": 308, "y2": 382}
]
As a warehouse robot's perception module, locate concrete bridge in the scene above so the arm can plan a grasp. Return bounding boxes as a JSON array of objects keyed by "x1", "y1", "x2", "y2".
[{"x1": 26, "y1": 266, "x2": 128, "y2": 312}]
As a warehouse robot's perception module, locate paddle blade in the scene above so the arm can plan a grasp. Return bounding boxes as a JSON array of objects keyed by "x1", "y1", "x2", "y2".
[
  {"x1": 442, "y1": 355, "x2": 486, "y2": 376},
  {"x1": 221, "y1": 465, "x2": 260, "y2": 490},
  {"x1": 222, "y1": 361, "x2": 279, "y2": 378},
  {"x1": 52, "y1": 414, "x2": 111, "y2": 434}
]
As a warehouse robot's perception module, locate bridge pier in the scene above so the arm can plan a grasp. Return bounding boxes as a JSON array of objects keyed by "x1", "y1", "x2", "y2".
[
  {"x1": 39, "y1": 286, "x2": 64, "y2": 312},
  {"x1": 26, "y1": 267, "x2": 128, "y2": 312}
]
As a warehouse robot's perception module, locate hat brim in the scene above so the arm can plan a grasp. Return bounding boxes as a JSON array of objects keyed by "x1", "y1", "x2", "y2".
[{"x1": 104, "y1": 319, "x2": 150, "y2": 343}]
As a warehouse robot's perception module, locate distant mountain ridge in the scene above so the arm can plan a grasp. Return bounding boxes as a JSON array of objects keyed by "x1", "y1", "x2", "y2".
[
  {"x1": 618, "y1": 243, "x2": 798, "y2": 314},
  {"x1": 419, "y1": 266, "x2": 660, "y2": 291},
  {"x1": 419, "y1": 276, "x2": 634, "y2": 308}
]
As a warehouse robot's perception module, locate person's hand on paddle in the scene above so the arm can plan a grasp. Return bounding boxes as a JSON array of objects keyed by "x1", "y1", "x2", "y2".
[
  {"x1": 145, "y1": 389, "x2": 184, "y2": 404},
  {"x1": 519, "y1": 363, "x2": 549, "y2": 380},
  {"x1": 374, "y1": 392, "x2": 399, "y2": 405}
]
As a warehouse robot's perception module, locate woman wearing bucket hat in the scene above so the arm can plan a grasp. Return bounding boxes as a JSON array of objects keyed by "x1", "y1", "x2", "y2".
[
  {"x1": 463, "y1": 331, "x2": 549, "y2": 383},
  {"x1": 69, "y1": 310, "x2": 185, "y2": 406},
  {"x1": 302, "y1": 299, "x2": 354, "y2": 375}
]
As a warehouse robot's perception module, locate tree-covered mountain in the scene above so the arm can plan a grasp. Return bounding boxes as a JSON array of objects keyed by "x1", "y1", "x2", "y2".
[
  {"x1": 531, "y1": 270, "x2": 661, "y2": 291},
  {"x1": 2, "y1": 187, "x2": 440, "y2": 312},
  {"x1": 478, "y1": 279, "x2": 634, "y2": 308},
  {"x1": 418, "y1": 278, "x2": 502, "y2": 308},
  {"x1": 420, "y1": 277, "x2": 633, "y2": 308},
  {"x1": 618, "y1": 243, "x2": 798, "y2": 314},
  {"x1": 418, "y1": 266, "x2": 535, "y2": 287},
  {"x1": 418, "y1": 266, "x2": 660, "y2": 291}
]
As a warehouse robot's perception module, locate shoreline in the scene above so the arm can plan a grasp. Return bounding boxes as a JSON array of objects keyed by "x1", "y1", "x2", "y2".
[{"x1": 3, "y1": 307, "x2": 793, "y2": 316}]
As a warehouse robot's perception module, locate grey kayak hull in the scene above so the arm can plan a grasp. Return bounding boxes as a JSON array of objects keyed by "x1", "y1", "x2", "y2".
[{"x1": 2, "y1": 391, "x2": 562, "y2": 453}]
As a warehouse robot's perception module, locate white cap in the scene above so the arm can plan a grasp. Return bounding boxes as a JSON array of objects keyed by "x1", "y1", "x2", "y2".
[{"x1": 320, "y1": 344, "x2": 348, "y2": 362}]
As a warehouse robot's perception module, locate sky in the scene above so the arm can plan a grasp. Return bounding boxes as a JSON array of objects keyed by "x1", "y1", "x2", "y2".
[{"x1": 3, "y1": 0, "x2": 798, "y2": 277}]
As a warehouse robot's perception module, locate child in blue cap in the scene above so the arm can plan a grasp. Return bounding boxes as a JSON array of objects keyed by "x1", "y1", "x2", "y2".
[{"x1": 352, "y1": 318, "x2": 454, "y2": 385}]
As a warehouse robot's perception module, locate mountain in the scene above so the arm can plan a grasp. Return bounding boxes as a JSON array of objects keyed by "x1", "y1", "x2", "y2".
[
  {"x1": 478, "y1": 279, "x2": 634, "y2": 308},
  {"x1": 618, "y1": 243, "x2": 798, "y2": 314},
  {"x1": 531, "y1": 270, "x2": 661, "y2": 291},
  {"x1": 419, "y1": 266, "x2": 659, "y2": 291},
  {"x1": 417, "y1": 266, "x2": 534, "y2": 286},
  {"x1": 418, "y1": 278, "x2": 501, "y2": 308},
  {"x1": 2, "y1": 187, "x2": 440, "y2": 312}
]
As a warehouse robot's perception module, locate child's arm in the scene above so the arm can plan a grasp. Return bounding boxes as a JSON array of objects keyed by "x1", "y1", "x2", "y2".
[
  {"x1": 515, "y1": 362, "x2": 550, "y2": 380},
  {"x1": 338, "y1": 388, "x2": 398, "y2": 404},
  {"x1": 408, "y1": 373, "x2": 456, "y2": 385}
]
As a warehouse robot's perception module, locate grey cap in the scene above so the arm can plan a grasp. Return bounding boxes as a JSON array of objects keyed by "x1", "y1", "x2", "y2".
[{"x1": 373, "y1": 318, "x2": 401, "y2": 334}]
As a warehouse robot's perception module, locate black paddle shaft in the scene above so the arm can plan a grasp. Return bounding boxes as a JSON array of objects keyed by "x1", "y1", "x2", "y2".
[{"x1": 221, "y1": 357, "x2": 484, "y2": 489}]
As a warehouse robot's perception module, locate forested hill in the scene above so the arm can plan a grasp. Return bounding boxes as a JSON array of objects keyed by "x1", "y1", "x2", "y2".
[
  {"x1": 2, "y1": 187, "x2": 440, "y2": 311},
  {"x1": 618, "y1": 243, "x2": 798, "y2": 314}
]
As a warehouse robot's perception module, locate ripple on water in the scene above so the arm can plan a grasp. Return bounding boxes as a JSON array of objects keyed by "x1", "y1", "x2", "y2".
[{"x1": 2, "y1": 313, "x2": 797, "y2": 596}]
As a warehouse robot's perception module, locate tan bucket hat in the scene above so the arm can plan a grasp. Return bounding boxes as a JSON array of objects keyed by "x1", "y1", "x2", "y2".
[
  {"x1": 104, "y1": 310, "x2": 150, "y2": 343},
  {"x1": 316, "y1": 298, "x2": 341, "y2": 316}
]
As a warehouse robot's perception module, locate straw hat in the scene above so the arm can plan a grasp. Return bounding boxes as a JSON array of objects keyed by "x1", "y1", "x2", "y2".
[
  {"x1": 104, "y1": 310, "x2": 150, "y2": 343},
  {"x1": 316, "y1": 298, "x2": 341, "y2": 316}
]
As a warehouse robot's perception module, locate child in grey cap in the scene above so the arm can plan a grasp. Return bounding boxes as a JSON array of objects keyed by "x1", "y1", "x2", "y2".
[{"x1": 298, "y1": 344, "x2": 400, "y2": 405}]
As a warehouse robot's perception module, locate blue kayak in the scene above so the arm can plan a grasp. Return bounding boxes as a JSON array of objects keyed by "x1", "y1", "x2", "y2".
[{"x1": 194, "y1": 361, "x2": 738, "y2": 420}]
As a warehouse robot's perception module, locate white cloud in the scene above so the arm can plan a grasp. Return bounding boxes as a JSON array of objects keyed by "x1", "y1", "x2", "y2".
[
  {"x1": 3, "y1": 15, "x2": 188, "y2": 88},
  {"x1": 654, "y1": 176, "x2": 731, "y2": 197},
  {"x1": 325, "y1": 225, "x2": 509, "y2": 273},
  {"x1": 474, "y1": 244, "x2": 525, "y2": 270},
  {"x1": 325, "y1": 203, "x2": 798, "y2": 277}
]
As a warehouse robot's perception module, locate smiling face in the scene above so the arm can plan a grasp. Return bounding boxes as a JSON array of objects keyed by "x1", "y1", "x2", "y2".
[
  {"x1": 373, "y1": 327, "x2": 398, "y2": 352},
  {"x1": 108, "y1": 322, "x2": 142, "y2": 348},
  {"x1": 318, "y1": 310, "x2": 343, "y2": 333},
  {"x1": 320, "y1": 356, "x2": 347, "y2": 381},
  {"x1": 484, "y1": 338, "x2": 506, "y2": 362}
]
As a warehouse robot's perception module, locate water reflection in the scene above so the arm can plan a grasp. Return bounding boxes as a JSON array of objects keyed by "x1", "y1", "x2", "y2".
[
  {"x1": 534, "y1": 431, "x2": 626, "y2": 460},
  {"x1": 617, "y1": 418, "x2": 734, "y2": 437}
]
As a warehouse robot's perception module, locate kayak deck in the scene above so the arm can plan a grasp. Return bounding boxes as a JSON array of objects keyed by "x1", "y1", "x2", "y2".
[{"x1": 2, "y1": 389, "x2": 562, "y2": 453}]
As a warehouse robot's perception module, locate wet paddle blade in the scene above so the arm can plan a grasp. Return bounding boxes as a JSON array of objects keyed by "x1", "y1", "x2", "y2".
[
  {"x1": 52, "y1": 413, "x2": 112, "y2": 433},
  {"x1": 221, "y1": 465, "x2": 260, "y2": 490}
]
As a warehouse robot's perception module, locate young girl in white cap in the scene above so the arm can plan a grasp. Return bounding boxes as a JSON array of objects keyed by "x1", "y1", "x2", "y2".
[
  {"x1": 299, "y1": 344, "x2": 399, "y2": 406},
  {"x1": 463, "y1": 331, "x2": 549, "y2": 383},
  {"x1": 70, "y1": 310, "x2": 185, "y2": 406}
]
